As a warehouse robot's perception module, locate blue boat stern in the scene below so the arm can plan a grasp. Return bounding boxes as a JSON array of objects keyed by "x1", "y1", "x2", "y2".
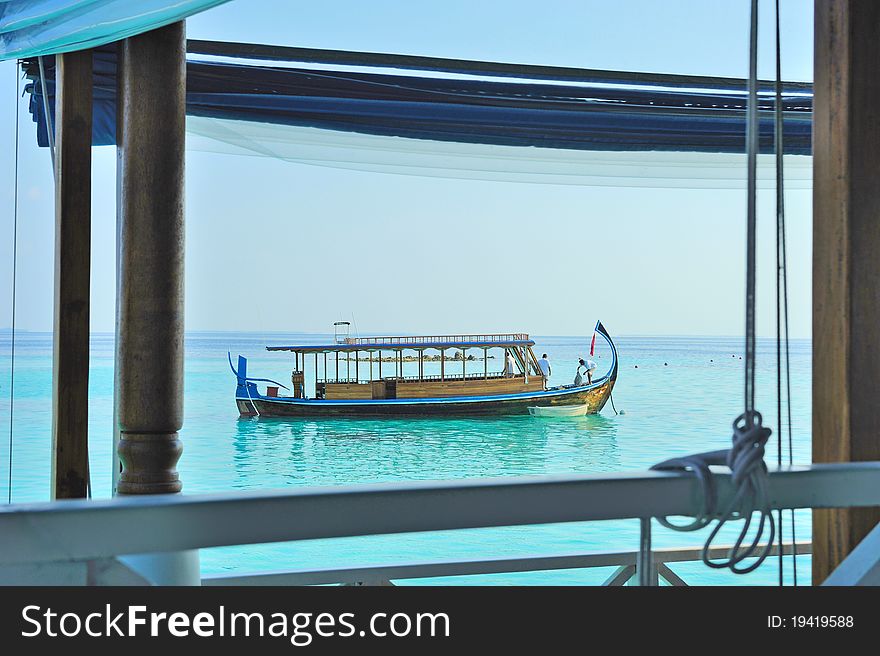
[{"x1": 231, "y1": 354, "x2": 260, "y2": 416}]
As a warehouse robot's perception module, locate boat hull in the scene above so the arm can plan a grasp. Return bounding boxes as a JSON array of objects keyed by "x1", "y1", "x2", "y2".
[{"x1": 238, "y1": 378, "x2": 615, "y2": 418}]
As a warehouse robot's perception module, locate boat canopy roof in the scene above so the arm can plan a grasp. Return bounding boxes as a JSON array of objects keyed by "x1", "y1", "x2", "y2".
[{"x1": 267, "y1": 333, "x2": 534, "y2": 354}]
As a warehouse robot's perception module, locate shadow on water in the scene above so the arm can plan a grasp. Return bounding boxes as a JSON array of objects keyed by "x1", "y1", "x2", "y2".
[{"x1": 230, "y1": 413, "x2": 620, "y2": 488}]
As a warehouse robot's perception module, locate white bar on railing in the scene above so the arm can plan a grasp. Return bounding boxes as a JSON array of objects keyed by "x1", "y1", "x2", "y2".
[
  {"x1": 201, "y1": 542, "x2": 813, "y2": 586},
  {"x1": 0, "y1": 464, "x2": 874, "y2": 567}
]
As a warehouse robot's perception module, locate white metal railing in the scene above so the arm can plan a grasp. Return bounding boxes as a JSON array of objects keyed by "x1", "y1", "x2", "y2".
[
  {"x1": 201, "y1": 542, "x2": 813, "y2": 587},
  {"x1": 0, "y1": 463, "x2": 878, "y2": 585}
]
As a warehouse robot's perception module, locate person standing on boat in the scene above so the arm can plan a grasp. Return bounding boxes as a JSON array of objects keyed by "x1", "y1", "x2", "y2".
[
  {"x1": 537, "y1": 353, "x2": 552, "y2": 389},
  {"x1": 504, "y1": 351, "x2": 517, "y2": 377}
]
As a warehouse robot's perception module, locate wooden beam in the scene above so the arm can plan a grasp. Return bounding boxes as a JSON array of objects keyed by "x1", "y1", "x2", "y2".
[
  {"x1": 51, "y1": 48, "x2": 93, "y2": 500},
  {"x1": 116, "y1": 22, "x2": 187, "y2": 495},
  {"x1": 813, "y1": 0, "x2": 880, "y2": 583}
]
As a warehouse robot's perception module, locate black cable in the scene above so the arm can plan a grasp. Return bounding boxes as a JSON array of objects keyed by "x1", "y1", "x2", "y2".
[
  {"x1": 744, "y1": 0, "x2": 759, "y2": 422},
  {"x1": 775, "y1": 0, "x2": 784, "y2": 587},
  {"x1": 775, "y1": 0, "x2": 798, "y2": 586}
]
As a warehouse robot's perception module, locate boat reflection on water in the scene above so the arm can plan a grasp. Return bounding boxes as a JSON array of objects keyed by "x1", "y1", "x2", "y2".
[{"x1": 231, "y1": 414, "x2": 620, "y2": 488}]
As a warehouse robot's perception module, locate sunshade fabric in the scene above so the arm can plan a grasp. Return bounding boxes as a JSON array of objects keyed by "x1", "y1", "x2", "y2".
[
  {"x1": 0, "y1": 0, "x2": 230, "y2": 59},
  {"x1": 20, "y1": 42, "x2": 813, "y2": 188}
]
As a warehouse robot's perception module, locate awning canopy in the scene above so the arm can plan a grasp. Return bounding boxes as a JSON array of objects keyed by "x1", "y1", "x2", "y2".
[
  {"x1": 19, "y1": 40, "x2": 813, "y2": 188},
  {"x1": 0, "y1": 0, "x2": 231, "y2": 59},
  {"x1": 22, "y1": 41, "x2": 812, "y2": 154},
  {"x1": 267, "y1": 335, "x2": 536, "y2": 354}
]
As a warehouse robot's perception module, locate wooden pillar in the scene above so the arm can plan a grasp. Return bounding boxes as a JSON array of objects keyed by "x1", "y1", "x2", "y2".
[
  {"x1": 813, "y1": 0, "x2": 880, "y2": 583},
  {"x1": 116, "y1": 22, "x2": 186, "y2": 495},
  {"x1": 440, "y1": 349, "x2": 445, "y2": 380},
  {"x1": 51, "y1": 48, "x2": 93, "y2": 500}
]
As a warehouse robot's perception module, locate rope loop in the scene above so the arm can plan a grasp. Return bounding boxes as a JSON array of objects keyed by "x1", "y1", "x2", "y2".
[{"x1": 651, "y1": 412, "x2": 776, "y2": 575}]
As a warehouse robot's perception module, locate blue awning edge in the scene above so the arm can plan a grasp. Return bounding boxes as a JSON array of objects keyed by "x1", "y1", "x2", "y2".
[
  {"x1": 19, "y1": 42, "x2": 813, "y2": 155},
  {"x1": 0, "y1": 0, "x2": 231, "y2": 60}
]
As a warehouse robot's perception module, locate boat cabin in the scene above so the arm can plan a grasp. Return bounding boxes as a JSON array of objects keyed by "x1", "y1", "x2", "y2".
[{"x1": 266, "y1": 334, "x2": 545, "y2": 400}]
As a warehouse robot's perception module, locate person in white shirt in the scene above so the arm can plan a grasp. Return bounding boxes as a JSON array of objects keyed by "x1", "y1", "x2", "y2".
[
  {"x1": 537, "y1": 353, "x2": 552, "y2": 389},
  {"x1": 575, "y1": 358, "x2": 598, "y2": 385},
  {"x1": 585, "y1": 357, "x2": 597, "y2": 383}
]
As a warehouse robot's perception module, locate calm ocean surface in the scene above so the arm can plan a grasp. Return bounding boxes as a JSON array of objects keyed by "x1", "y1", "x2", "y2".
[{"x1": 0, "y1": 332, "x2": 811, "y2": 585}]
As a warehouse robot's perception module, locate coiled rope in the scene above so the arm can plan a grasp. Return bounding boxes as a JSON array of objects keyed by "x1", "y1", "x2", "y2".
[{"x1": 651, "y1": 0, "x2": 776, "y2": 575}]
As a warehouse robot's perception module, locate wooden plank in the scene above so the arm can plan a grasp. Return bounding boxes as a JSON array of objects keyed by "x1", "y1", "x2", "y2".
[
  {"x1": 397, "y1": 376, "x2": 544, "y2": 399},
  {"x1": 325, "y1": 383, "x2": 373, "y2": 400},
  {"x1": 813, "y1": 0, "x2": 880, "y2": 583},
  {"x1": 51, "y1": 48, "x2": 93, "y2": 500}
]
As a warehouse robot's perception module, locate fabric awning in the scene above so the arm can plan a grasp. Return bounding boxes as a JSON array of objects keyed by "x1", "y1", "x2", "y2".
[
  {"x1": 0, "y1": 0, "x2": 231, "y2": 59},
  {"x1": 19, "y1": 40, "x2": 813, "y2": 188}
]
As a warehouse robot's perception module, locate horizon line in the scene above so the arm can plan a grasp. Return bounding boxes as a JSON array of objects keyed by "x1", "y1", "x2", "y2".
[{"x1": 0, "y1": 328, "x2": 813, "y2": 341}]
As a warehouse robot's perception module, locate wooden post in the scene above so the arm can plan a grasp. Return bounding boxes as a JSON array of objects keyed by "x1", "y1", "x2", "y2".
[
  {"x1": 440, "y1": 349, "x2": 445, "y2": 380},
  {"x1": 378, "y1": 350, "x2": 382, "y2": 379},
  {"x1": 369, "y1": 351, "x2": 373, "y2": 380},
  {"x1": 462, "y1": 349, "x2": 466, "y2": 379},
  {"x1": 484, "y1": 348, "x2": 488, "y2": 379},
  {"x1": 116, "y1": 22, "x2": 186, "y2": 496},
  {"x1": 813, "y1": 0, "x2": 880, "y2": 583},
  {"x1": 52, "y1": 48, "x2": 93, "y2": 500},
  {"x1": 355, "y1": 350, "x2": 359, "y2": 381}
]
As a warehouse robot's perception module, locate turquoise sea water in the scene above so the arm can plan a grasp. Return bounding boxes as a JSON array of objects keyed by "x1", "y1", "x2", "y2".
[{"x1": 0, "y1": 332, "x2": 811, "y2": 585}]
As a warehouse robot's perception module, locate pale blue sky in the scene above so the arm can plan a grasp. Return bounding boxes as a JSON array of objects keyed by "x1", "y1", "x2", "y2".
[{"x1": 0, "y1": 0, "x2": 814, "y2": 337}]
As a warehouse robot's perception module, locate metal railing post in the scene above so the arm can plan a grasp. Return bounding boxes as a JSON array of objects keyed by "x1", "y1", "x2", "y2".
[{"x1": 637, "y1": 518, "x2": 658, "y2": 586}]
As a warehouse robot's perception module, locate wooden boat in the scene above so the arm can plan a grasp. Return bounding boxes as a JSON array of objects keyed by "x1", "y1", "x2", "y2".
[{"x1": 232, "y1": 321, "x2": 618, "y2": 417}]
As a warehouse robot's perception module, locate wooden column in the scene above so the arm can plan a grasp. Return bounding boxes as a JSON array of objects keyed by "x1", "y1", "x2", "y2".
[
  {"x1": 51, "y1": 49, "x2": 93, "y2": 500},
  {"x1": 813, "y1": 0, "x2": 880, "y2": 583},
  {"x1": 116, "y1": 22, "x2": 187, "y2": 495}
]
